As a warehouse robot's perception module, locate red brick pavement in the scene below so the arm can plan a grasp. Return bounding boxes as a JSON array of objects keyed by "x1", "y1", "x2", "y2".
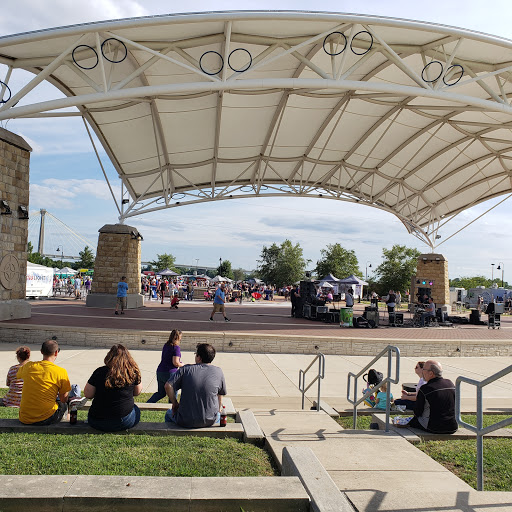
[{"x1": 2, "y1": 298, "x2": 511, "y2": 340}]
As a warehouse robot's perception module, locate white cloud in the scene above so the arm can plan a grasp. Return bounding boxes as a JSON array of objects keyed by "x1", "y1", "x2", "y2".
[{"x1": 30, "y1": 178, "x2": 119, "y2": 209}]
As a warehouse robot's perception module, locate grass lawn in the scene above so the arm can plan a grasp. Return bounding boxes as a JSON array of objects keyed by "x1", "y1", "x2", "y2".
[
  {"x1": 336, "y1": 413, "x2": 512, "y2": 491},
  {"x1": 0, "y1": 388, "x2": 268, "y2": 477},
  {"x1": 0, "y1": 433, "x2": 277, "y2": 477}
]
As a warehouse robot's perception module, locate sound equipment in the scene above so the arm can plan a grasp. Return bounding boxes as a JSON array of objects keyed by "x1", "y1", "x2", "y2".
[
  {"x1": 364, "y1": 309, "x2": 379, "y2": 327},
  {"x1": 389, "y1": 312, "x2": 403, "y2": 326},
  {"x1": 469, "y1": 309, "x2": 481, "y2": 325},
  {"x1": 300, "y1": 280, "x2": 317, "y2": 304}
]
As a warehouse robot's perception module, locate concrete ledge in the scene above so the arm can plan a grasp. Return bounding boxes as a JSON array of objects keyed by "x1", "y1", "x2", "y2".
[
  {"x1": 4, "y1": 322, "x2": 512, "y2": 356},
  {"x1": 312, "y1": 400, "x2": 339, "y2": 417},
  {"x1": 281, "y1": 446, "x2": 355, "y2": 512},
  {"x1": 85, "y1": 293, "x2": 143, "y2": 310},
  {"x1": 0, "y1": 299, "x2": 31, "y2": 321},
  {"x1": 236, "y1": 410, "x2": 265, "y2": 445},
  {"x1": 104, "y1": 397, "x2": 237, "y2": 415},
  {"x1": 0, "y1": 475, "x2": 309, "y2": 512},
  {"x1": 0, "y1": 419, "x2": 244, "y2": 439},
  {"x1": 371, "y1": 414, "x2": 421, "y2": 443}
]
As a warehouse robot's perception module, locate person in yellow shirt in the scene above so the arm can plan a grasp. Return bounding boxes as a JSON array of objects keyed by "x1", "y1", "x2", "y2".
[{"x1": 17, "y1": 340, "x2": 73, "y2": 425}]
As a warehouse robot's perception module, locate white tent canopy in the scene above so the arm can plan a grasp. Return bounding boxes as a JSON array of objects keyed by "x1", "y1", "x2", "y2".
[
  {"x1": 211, "y1": 275, "x2": 232, "y2": 282},
  {"x1": 318, "y1": 281, "x2": 334, "y2": 288},
  {"x1": 2, "y1": 11, "x2": 512, "y2": 248},
  {"x1": 57, "y1": 267, "x2": 77, "y2": 275}
]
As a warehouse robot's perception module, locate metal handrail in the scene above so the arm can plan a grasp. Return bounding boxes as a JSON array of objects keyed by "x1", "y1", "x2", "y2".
[
  {"x1": 299, "y1": 353, "x2": 325, "y2": 411},
  {"x1": 455, "y1": 364, "x2": 512, "y2": 491},
  {"x1": 347, "y1": 345, "x2": 400, "y2": 432}
]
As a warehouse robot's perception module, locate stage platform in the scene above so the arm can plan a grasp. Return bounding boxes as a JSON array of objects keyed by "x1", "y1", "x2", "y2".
[{"x1": 1, "y1": 297, "x2": 511, "y2": 357}]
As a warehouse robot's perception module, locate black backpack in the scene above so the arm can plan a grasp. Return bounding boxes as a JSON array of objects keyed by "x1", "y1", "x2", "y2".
[{"x1": 363, "y1": 369, "x2": 383, "y2": 386}]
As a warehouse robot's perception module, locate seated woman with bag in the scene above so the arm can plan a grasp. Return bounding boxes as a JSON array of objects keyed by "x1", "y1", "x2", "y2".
[{"x1": 84, "y1": 344, "x2": 142, "y2": 432}]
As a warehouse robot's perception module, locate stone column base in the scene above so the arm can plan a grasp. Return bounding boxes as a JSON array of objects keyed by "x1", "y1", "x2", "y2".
[
  {"x1": 0, "y1": 299, "x2": 31, "y2": 321},
  {"x1": 85, "y1": 293, "x2": 144, "y2": 310}
]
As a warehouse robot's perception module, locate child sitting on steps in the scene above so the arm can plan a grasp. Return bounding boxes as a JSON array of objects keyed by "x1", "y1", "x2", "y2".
[{"x1": 374, "y1": 382, "x2": 393, "y2": 410}]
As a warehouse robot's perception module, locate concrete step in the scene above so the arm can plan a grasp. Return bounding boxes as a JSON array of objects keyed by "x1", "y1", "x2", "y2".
[
  {"x1": 0, "y1": 475, "x2": 310, "y2": 512},
  {"x1": 0, "y1": 419, "x2": 244, "y2": 439}
]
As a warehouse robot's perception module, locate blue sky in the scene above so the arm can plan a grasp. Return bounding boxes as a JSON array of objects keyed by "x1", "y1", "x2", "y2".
[{"x1": 2, "y1": 1, "x2": 512, "y2": 277}]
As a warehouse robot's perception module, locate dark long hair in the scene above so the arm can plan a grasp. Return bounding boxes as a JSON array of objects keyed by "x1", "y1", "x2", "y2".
[{"x1": 104, "y1": 344, "x2": 141, "y2": 389}]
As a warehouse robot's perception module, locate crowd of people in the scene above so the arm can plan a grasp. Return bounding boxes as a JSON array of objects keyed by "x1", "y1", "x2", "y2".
[
  {"x1": 1, "y1": 336, "x2": 226, "y2": 432},
  {"x1": 53, "y1": 275, "x2": 92, "y2": 299}
]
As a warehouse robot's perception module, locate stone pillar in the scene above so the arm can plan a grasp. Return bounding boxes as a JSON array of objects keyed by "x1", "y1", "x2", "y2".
[
  {"x1": 86, "y1": 224, "x2": 143, "y2": 309},
  {"x1": 0, "y1": 129, "x2": 32, "y2": 321},
  {"x1": 412, "y1": 253, "x2": 450, "y2": 312}
]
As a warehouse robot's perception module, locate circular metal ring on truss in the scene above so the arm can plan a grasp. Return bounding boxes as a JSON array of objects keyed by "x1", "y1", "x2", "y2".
[
  {"x1": 350, "y1": 31, "x2": 373, "y2": 55},
  {"x1": 101, "y1": 38, "x2": 128, "y2": 63},
  {"x1": 443, "y1": 64, "x2": 464, "y2": 86},
  {"x1": 240, "y1": 185, "x2": 255, "y2": 192},
  {"x1": 171, "y1": 193, "x2": 185, "y2": 200},
  {"x1": 156, "y1": 197, "x2": 166, "y2": 205},
  {"x1": 421, "y1": 61, "x2": 444, "y2": 83},
  {"x1": 0, "y1": 81, "x2": 12, "y2": 104},
  {"x1": 199, "y1": 51, "x2": 224, "y2": 76},
  {"x1": 279, "y1": 185, "x2": 295, "y2": 193},
  {"x1": 72, "y1": 45, "x2": 99, "y2": 70},
  {"x1": 228, "y1": 48, "x2": 252, "y2": 72},
  {"x1": 323, "y1": 32, "x2": 347, "y2": 56}
]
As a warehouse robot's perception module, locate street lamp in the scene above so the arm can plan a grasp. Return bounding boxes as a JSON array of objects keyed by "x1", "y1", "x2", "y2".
[
  {"x1": 365, "y1": 261, "x2": 372, "y2": 281},
  {"x1": 491, "y1": 263, "x2": 495, "y2": 283},
  {"x1": 195, "y1": 258, "x2": 199, "y2": 274},
  {"x1": 56, "y1": 245, "x2": 64, "y2": 268},
  {"x1": 497, "y1": 262, "x2": 505, "y2": 288}
]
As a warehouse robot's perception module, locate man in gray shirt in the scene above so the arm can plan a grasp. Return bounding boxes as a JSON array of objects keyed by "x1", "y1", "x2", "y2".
[{"x1": 164, "y1": 343, "x2": 226, "y2": 428}]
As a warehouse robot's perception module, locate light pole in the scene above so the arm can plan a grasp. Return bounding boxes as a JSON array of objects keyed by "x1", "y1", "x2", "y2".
[
  {"x1": 195, "y1": 258, "x2": 199, "y2": 275},
  {"x1": 491, "y1": 263, "x2": 495, "y2": 283},
  {"x1": 497, "y1": 262, "x2": 505, "y2": 288},
  {"x1": 56, "y1": 245, "x2": 64, "y2": 269},
  {"x1": 365, "y1": 261, "x2": 372, "y2": 281},
  {"x1": 219, "y1": 257, "x2": 222, "y2": 275}
]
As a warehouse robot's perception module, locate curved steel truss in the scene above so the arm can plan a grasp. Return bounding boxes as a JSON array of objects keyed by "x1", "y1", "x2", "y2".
[{"x1": 1, "y1": 11, "x2": 512, "y2": 248}]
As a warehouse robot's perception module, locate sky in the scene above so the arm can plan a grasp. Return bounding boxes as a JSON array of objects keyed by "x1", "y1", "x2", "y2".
[{"x1": 2, "y1": 0, "x2": 512, "y2": 279}]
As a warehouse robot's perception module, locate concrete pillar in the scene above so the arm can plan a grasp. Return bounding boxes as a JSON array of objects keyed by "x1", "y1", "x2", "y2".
[
  {"x1": 86, "y1": 224, "x2": 143, "y2": 309},
  {"x1": 0, "y1": 128, "x2": 32, "y2": 321},
  {"x1": 412, "y1": 253, "x2": 450, "y2": 311}
]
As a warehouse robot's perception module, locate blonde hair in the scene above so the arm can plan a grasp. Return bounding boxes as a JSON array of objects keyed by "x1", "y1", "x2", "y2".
[
  {"x1": 104, "y1": 344, "x2": 141, "y2": 389},
  {"x1": 166, "y1": 329, "x2": 182, "y2": 346}
]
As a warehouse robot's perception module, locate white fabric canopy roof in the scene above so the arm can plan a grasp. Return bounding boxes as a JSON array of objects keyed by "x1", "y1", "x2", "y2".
[{"x1": 2, "y1": 11, "x2": 512, "y2": 248}]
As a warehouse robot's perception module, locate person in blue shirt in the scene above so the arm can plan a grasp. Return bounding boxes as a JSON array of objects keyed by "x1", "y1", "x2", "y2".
[
  {"x1": 374, "y1": 381, "x2": 393, "y2": 410},
  {"x1": 115, "y1": 276, "x2": 128, "y2": 315},
  {"x1": 209, "y1": 282, "x2": 231, "y2": 322}
]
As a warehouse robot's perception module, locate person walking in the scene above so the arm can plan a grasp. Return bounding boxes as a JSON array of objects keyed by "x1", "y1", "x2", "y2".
[
  {"x1": 115, "y1": 276, "x2": 128, "y2": 315},
  {"x1": 209, "y1": 282, "x2": 230, "y2": 322}
]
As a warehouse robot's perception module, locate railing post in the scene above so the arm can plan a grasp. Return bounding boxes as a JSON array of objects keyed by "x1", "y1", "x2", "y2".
[
  {"x1": 476, "y1": 386, "x2": 484, "y2": 491},
  {"x1": 385, "y1": 348, "x2": 392, "y2": 432}
]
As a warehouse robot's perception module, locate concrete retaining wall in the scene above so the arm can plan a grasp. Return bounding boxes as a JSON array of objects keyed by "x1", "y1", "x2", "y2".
[{"x1": 1, "y1": 323, "x2": 512, "y2": 356}]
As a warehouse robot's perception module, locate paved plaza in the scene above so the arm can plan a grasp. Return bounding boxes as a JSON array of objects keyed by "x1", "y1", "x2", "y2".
[{"x1": 2, "y1": 298, "x2": 512, "y2": 511}]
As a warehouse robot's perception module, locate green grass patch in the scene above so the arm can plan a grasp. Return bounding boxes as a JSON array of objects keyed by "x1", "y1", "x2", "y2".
[
  {"x1": 0, "y1": 433, "x2": 277, "y2": 477},
  {"x1": 418, "y1": 439, "x2": 512, "y2": 491},
  {"x1": 336, "y1": 415, "x2": 372, "y2": 430}
]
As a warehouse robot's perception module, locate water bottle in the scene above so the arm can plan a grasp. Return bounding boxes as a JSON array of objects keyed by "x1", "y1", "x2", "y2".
[
  {"x1": 220, "y1": 405, "x2": 227, "y2": 427},
  {"x1": 70, "y1": 405, "x2": 77, "y2": 425}
]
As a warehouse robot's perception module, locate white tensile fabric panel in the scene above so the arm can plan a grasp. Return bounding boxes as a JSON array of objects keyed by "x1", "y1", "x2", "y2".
[{"x1": 2, "y1": 11, "x2": 512, "y2": 240}]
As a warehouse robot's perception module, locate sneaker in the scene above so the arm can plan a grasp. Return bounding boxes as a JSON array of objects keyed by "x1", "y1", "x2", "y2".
[
  {"x1": 115, "y1": 311, "x2": 119, "y2": 315},
  {"x1": 69, "y1": 397, "x2": 88, "y2": 409},
  {"x1": 209, "y1": 317, "x2": 213, "y2": 321},
  {"x1": 121, "y1": 311, "x2": 125, "y2": 315},
  {"x1": 225, "y1": 317, "x2": 231, "y2": 322}
]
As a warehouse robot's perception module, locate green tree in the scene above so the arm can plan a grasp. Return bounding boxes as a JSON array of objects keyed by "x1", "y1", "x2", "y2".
[
  {"x1": 449, "y1": 276, "x2": 508, "y2": 289},
  {"x1": 150, "y1": 253, "x2": 179, "y2": 273},
  {"x1": 315, "y1": 243, "x2": 361, "y2": 280},
  {"x1": 217, "y1": 260, "x2": 234, "y2": 280},
  {"x1": 232, "y1": 268, "x2": 246, "y2": 282},
  {"x1": 77, "y1": 246, "x2": 95, "y2": 269},
  {"x1": 257, "y1": 240, "x2": 307, "y2": 287},
  {"x1": 375, "y1": 244, "x2": 421, "y2": 294}
]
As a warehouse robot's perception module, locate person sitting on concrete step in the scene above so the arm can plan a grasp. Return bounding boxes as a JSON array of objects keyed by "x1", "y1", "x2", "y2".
[{"x1": 164, "y1": 343, "x2": 226, "y2": 428}]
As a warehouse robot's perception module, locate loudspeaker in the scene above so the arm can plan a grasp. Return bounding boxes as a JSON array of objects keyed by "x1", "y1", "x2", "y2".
[{"x1": 300, "y1": 280, "x2": 317, "y2": 303}]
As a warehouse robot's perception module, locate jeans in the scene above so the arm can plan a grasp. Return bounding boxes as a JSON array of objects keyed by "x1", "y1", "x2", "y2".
[
  {"x1": 146, "y1": 372, "x2": 171, "y2": 403},
  {"x1": 88, "y1": 404, "x2": 141, "y2": 432},
  {"x1": 394, "y1": 399, "x2": 415, "y2": 410},
  {"x1": 30, "y1": 401, "x2": 68, "y2": 426}
]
